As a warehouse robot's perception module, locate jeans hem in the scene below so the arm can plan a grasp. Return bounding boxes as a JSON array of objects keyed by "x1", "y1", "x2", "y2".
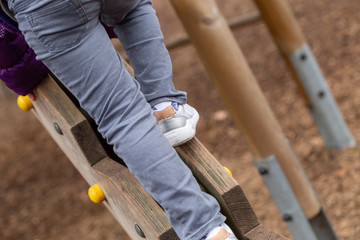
[
  {"x1": 187, "y1": 213, "x2": 226, "y2": 240},
  {"x1": 149, "y1": 96, "x2": 187, "y2": 108}
]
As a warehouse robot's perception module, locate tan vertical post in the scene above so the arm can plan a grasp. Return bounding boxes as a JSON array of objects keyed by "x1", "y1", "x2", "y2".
[
  {"x1": 169, "y1": 0, "x2": 321, "y2": 219},
  {"x1": 253, "y1": 0, "x2": 305, "y2": 55},
  {"x1": 253, "y1": 0, "x2": 309, "y2": 104},
  {"x1": 253, "y1": 0, "x2": 354, "y2": 150}
]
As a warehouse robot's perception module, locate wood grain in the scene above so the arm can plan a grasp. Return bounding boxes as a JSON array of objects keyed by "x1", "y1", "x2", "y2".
[
  {"x1": 253, "y1": 0, "x2": 305, "y2": 55},
  {"x1": 244, "y1": 225, "x2": 289, "y2": 240},
  {"x1": 32, "y1": 75, "x2": 106, "y2": 182},
  {"x1": 31, "y1": 75, "x2": 178, "y2": 239},
  {"x1": 177, "y1": 138, "x2": 259, "y2": 238},
  {"x1": 253, "y1": 0, "x2": 311, "y2": 105},
  {"x1": 93, "y1": 158, "x2": 178, "y2": 240}
]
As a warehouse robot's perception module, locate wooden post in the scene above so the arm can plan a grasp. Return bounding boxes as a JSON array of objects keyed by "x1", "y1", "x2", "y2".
[
  {"x1": 252, "y1": 0, "x2": 310, "y2": 105},
  {"x1": 177, "y1": 138, "x2": 259, "y2": 237},
  {"x1": 253, "y1": 0, "x2": 305, "y2": 56},
  {"x1": 165, "y1": 12, "x2": 261, "y2": 50},
  {"x1": 253, "y1": 0, "x2": 354, "y2": 149},
  {"x1": 169, "y1": 0, "x2": 321, "y2": 219}
]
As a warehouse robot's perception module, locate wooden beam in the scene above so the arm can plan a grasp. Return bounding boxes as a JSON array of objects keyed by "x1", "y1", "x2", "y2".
[
  {"x1": 178, "y1": 139, "x2": 291, "y2": 240},
  {"x1": 32, "y1": 75, "x2": 107, "y2": 169},
  {"x1": 93, "y1": 158, "x2": 178, "y2": 240},
  {"x1": 165, "y1": 12, "x2": 261, "y2": 50},
  {"x1": 177, "y1": 138, "x2": 259, "y2": 237},
  {"x1": 245, "y1": 225, "x2": 289, "y2": 240},
  {"x1": 31, "y1": 75, "x2": 178, "y2": 239}
]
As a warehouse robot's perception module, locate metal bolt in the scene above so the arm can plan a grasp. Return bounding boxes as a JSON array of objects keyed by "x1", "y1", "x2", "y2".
[
  {"x1": 282, "y1": 213, "x2": 293, "y2": 222},
  {"x1": 318, "y1": 90, "x2": 325, "y2": 98},
  {"x1": 135, "y1": 224, "x2": 145, "y2": 238},
  {"x1": 300, "y1": 54, "x2": 307, "y2": 61},
  {"x1": 54, "y1": 122, "x2": 63, "y2": 135},
  {"x1": 258, "y1": 167, "x2": 269, "y2": 175}
]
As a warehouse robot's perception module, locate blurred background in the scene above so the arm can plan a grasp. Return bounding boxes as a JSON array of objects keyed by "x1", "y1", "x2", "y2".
[{"x1": 1, "y1": 0, "x2": 359, "y2": 239}]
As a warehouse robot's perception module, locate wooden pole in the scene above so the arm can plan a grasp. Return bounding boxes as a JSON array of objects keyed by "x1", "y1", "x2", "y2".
[
  {"x1": 165, "y1": 12, "x2": 261, "y2": 51},
  {"x1": 253, "y1": 0, "x2": 305, "y2": 55},
  {"x1": 252, "y1": 0, "x2": 310, "y2": 105},
  {"x1": 253, "y1": 0, "x2": 354, "y2": 150},
  {"x1": 169, "y1": 0, "x2": 321, "y2": 219}
]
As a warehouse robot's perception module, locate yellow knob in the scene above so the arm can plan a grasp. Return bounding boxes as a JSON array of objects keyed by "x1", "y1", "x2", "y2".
[
  {"x1": 223, "y1": 167, "x2": 233, "y2": 177},
  {"x1": 17, "y1": 95, "x2": 33, "y2": 111},
  {"x1": 88, "y1": 184, "x2": 105, "y2": 203}
]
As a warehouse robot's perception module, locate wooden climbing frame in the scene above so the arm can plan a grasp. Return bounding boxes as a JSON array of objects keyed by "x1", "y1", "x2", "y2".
[
  {"x1": 25, "y1": 73, "x2": 288, "y2": 239},
  {"x1": 15, "y1": 0, "x2": 347, "y2": 239}
]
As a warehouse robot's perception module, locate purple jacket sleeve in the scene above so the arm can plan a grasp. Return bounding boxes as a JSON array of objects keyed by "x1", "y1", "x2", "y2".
[{"x1": 0, "y1": 22, "x2": 48, "y2": 96}]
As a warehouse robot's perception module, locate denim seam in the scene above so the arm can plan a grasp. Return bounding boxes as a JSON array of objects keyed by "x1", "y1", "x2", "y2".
[
  {"x1": 74, "y1": 0, "x2": 90, "y2": 31},
  {"x1": 8, "y1": 0, "x2": 30, "y2": 13},
  {"x1": 25, "y1": 0, "x2": 87, "y2": 53}
]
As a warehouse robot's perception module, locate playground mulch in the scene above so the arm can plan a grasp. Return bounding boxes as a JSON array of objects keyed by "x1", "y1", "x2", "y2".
[{"x1": 1, "y1": 0, "x2": 359, "y2": 239}]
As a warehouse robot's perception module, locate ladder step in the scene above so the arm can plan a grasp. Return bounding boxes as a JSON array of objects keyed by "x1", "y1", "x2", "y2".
[
  {"x1": 177, "y1": 138, "x2": 259, "y2": 237},
  {"x1": 244, "y1": 225, "x2": 288, "y2": 240}
]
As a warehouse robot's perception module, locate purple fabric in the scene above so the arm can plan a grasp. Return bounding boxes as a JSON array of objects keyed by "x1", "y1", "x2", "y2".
[
  {"x1": 0, "y1": 21, "x2": 48, "y2": 95},
  {"x1": 0, "y1": 19, "x2": 113, "y2": 96}
]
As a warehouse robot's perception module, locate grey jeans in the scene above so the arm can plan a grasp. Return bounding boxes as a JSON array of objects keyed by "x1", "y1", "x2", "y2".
[{"x1": 8, "y1": 0, "x2": 226, "y2": 239}]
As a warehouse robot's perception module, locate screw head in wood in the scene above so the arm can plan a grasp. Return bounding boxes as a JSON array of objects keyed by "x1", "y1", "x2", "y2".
[
  {"x1": 53, "y1": 122, "x2": 63, "y2": 135},
  {"x1": 135, "y1": 224, "x2": 145, "y2": 238}
]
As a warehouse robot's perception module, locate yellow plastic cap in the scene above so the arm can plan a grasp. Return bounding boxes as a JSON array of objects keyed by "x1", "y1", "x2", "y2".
[
  {"x1": 17, "y1": 95, "x2": 33, "y2": 111},
  {"x1": 88, "y1": 184, "x2": 105, "y2": 204},
  {"x1": 223, "y1": 167, "x2": 233, "y2": 177}
]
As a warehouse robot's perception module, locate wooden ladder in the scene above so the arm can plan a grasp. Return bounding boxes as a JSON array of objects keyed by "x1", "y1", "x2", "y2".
[{"x1": 23, "y1": 73, "x2": 288, "y2": 240}]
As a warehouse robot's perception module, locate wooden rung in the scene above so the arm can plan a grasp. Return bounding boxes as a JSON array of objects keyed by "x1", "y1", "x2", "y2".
[
  {"x1": 176, "y1": 138, "x2": 259, "y2": 237},
  {"x1": 244, "y1": 225, "x2": 288, "y2": 240},
  {"x1": 93, "y1": 158, "x2": 178, "y2": 239},
  {"x1": 165, "y1": 12, "x2": 261, "y2": 50},
  {"x1": 32, "y1": 75, "x2": 107, "y2": 172}
]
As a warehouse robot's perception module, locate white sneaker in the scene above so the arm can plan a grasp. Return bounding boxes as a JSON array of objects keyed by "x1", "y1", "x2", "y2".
[
  {"x1": 202, "y1": 223, "x2": 238, "y2": 240},
  {"x1": 153, "y1": 102, "x2": 199, "y2": 147}
]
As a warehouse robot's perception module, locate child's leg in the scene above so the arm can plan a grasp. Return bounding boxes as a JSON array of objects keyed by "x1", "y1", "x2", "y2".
[
  {"x1": 105, "y1": 0, "x2": 198, "y2": 146},
  {"x1": 106, "y1": 0, "x2": 186, "y2": 107},
  {"x1": 9, "y1": 0, "x2": 225, "y2": 239}
]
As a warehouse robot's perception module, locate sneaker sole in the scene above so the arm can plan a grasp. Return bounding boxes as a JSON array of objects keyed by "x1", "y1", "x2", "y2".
[{"x1": 164, "y1": 110, "x2": 199, "y2": 147}]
